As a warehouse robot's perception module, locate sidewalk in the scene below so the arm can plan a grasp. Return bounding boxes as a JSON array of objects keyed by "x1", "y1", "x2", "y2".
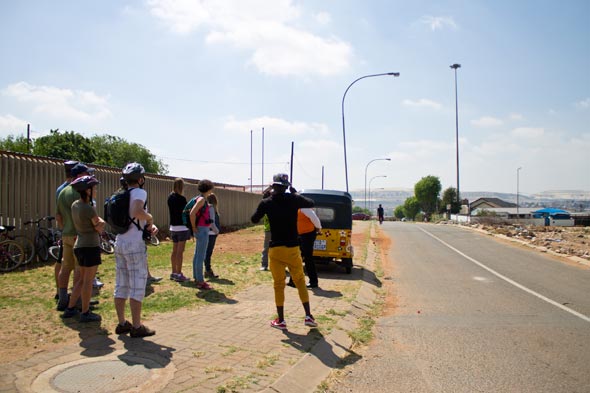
[{"x1": 1, "y1": 221, "x2": 381, "y2": 393}]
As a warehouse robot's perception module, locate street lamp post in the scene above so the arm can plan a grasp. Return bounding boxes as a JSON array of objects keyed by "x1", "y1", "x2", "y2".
[
  {"x1": 364, "y1": 158, "x2": 391, "y2": 211},
  {"x1": 342, "y1": 72, "x2": 400, "y2": 192},
  {"x1": 517, "y1": 166, "x2": 522, "y2": 221},
  {"x1": 450, "y1": 63, "x2": 461, "y2": 204},
  {"x1": 369, "y1": 175, "x2": 387, "y2": 212}
]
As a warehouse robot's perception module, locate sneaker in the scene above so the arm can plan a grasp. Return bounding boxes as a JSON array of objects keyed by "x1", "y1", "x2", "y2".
[
  {"x1": 147, "y1": 276, "x2": 162, "y2": 283},
  {"x1": 79, "y1": 311, "x2": 102, "y2": 323},
  {"x1": 205, "y1": 270, "x2": 219, "y2": 279},
  {"x1": 259, "y1": 267, "x2": 268, "y2": 271},
  {"x1": 170, "y1": 273, "x2": 179, "y2": 281},
  {"x1": 115, "y1": 321, "x2": 133, "y2": 335},
  {"x1": 196, "y1": 281, "x2": 213, "y2": 290},
  {"x1": 61, "y1": 307, "x2": 79, "y2": 319},
  {"x1": 93, "y1": 278, "x2": 104, "y2": 288},
  {"x1": 304, "y1": 315, "x2": 318, "y2": 327},
  {"x1": 306, "y1": 284, "x2": 318, "y2": 289},
  {"x1": 54, "y1": 293, "x2": 59, "y2": 301},
  {"x1": 175, "y1": 273, "x2": 190, "y2": 282},
  {"x1": 130, "y1": 324, "x2": 156, "y2": 338},
  {"x1": 56, "y1": 294, "x2": 70, "y2": 311},
  {"x1": 270, "y1": 318, "x2": 287, "y2": 330},
  {"x1": 286, "y1": 280, "x2": 296, "y2": 288}
]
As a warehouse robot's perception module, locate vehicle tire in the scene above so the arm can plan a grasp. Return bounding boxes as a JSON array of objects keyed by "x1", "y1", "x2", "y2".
[
  {"x1": 15, "y1": 235, "x2": 35, "y2": 265},
  {"x1": 100, "y1": 238, "x2": 115, "y2": 254},
  {"x1": 35, "y1": 234, "x2": 49, "y2": 262},
  {"x1": 0, "y1": 240, "x2": 25, "y2": 272},
  {"x1": 343, "y1": 258, "x2": 353, "y2": 274}
]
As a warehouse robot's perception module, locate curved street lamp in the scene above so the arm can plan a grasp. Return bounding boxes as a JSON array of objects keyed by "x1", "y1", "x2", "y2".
[
  {"x1": 341, "y1": 72, "x2": 400, "y2": 192},
  {"x1": 364, "y1": 158, "x2": 390, "y2": 210},
  {"x1": 369, "y1": 175, "x2": 387, "y2": 212}
]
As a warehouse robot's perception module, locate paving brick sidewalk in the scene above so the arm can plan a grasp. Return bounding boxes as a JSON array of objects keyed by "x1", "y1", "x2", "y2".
[{"x1": 2, "y1": 222, "x2": 380, "y2": 393}]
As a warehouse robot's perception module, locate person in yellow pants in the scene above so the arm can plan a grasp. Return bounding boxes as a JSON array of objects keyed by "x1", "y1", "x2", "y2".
[{"x1": 251, "y1": 173, "x2": 318, "y2": 330}]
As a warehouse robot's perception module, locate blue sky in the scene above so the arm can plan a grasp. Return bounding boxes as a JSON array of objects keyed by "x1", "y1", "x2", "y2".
[{"x1": 1, "y1": 0, "x2": 589, "y2": 195}]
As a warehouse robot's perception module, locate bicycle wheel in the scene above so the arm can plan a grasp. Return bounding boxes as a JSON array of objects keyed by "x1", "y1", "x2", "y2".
[
  {"x1": 14, "y1": 235, "x2": 35, "y2": 265},
  {"x1": 35, "y1": 233, "x2": 49, "y2": 262},
  {"x1": 0, "y1": 240, "x2": 25, "y2": 272},
  {"x1": 100, "y1": 237, "x2": 115, "y2": 254},
  {"x1": 149, "y1": 235, "x2": 160, "y2": 246}
]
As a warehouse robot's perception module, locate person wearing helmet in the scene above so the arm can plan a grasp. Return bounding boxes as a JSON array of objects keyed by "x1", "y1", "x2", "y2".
[
  {"x1": 251, "y1": 173, "x2": 318, "y2": 330},
  {"x1": 113, "y1": 162, "x2": 158, "y2": 338},
  {"x1": 61, "y1": 175, "x2": 104, "y2": 322},
  {"x1": 52, "y1": 159, "x2": 78, "y2": 301},
  {"x1": 56, "y1": 163, "x2": 94, "y2": 312}
]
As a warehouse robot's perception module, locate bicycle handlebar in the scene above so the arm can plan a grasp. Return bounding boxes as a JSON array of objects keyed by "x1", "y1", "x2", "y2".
[{"x1": 24, "y1": 216, "x2": 56, "y2": 226}]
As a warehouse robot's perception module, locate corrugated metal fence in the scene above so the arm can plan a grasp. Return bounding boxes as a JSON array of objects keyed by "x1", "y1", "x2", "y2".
[{"x1": 0, "y1": 150, "x2": 262, "y2": 237}]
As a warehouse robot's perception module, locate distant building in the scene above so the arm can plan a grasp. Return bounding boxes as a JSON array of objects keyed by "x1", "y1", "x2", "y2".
[{"x1": 470, "y1": 197, "x2": 517, "y2": 210}]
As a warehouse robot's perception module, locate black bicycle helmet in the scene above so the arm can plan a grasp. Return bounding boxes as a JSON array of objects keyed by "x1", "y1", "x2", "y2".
[
  {"x1": 122, "y1": 162, "x2": 145, "y2": 181},
  {"x1": 70, "y1": 175, "x2": 100, "y2": 192}
]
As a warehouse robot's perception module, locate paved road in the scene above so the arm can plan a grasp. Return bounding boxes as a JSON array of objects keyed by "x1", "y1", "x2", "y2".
[{"x1": 332, "y1": 222, "x2": 590, "y2": 393}]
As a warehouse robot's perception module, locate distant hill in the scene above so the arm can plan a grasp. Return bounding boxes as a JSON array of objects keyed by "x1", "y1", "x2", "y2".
[{"x1": 350, "y1": 188, "x2": 590, "y2": 214}]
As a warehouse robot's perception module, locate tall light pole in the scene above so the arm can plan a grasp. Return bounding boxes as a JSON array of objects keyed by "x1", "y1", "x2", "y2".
[
  {"x1": 369, "y1": 175, "x2": 387, "y2": 212},
  {"x1": 517, "y1": 166, "x2": 522, "y2": 220},
  {"x1": 342, "y1": 72, "x2": 400, "y2": 192},
  {"x1": 450, "y1": 63, "x2": 461, "y2": 204},
  {"x1": 364, "y1": 158, "x2": 390, "y2": 211}
]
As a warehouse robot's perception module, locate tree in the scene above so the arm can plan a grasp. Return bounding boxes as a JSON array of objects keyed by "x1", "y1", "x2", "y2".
[
  {"x1": 0, "y1": 134, "x2": 30, "y2": 153},
  {"x1": 414, "y1": 175, "x2": 441, "y2": 216},
  {"x1": 91, "y1": 135, "x2": 168, "y2": 174},
  {"x1": 403, "y1": 196, "x2": 420, "y2": 220},
  {"x1": 440, "y1": 187, "x2": 461, "y2": 214},
  {"x1": 33, "y1": 129, "x2": 96, "y2": 163},
  {"x1": 394, "y1": 205, "x2": 405, "y2": 219}
]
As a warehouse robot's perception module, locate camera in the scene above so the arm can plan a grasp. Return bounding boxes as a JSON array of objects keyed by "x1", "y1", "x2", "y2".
[{"x1": 142, "y1": 224, "x2": 152, "y2": 241}]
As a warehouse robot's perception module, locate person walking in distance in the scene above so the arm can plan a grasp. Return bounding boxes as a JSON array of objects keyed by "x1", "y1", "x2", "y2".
[
  {"x1": 61, "y1": 175, "x2": 104, "y2": 322},
  {"x1": 377, "y1": 204, "x2": 384, "y2": 225},
  {"x1": 189, "y1": 179, "x2": 215, "y2": 290},
  {"x1": 167, "y1": 178, "x2": 190, "y2": 282},
  {"x1": 204, "y1": 193, "x2": 221, "y2": 279},
  {"x1": 113, "y1": 163, "x2": 158, "y2": 338},
  {"x1": 251, "y1": 173, "x2": 318, "y2": 330}
]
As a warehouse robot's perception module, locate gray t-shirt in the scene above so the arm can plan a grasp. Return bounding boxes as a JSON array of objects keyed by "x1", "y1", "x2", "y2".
[{"x1": 71, "y1": 200, "x2": 100, "y2": 248}]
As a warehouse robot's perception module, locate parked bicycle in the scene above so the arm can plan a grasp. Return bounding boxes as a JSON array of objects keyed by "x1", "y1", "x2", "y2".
[
  {"x1": 0, "y1": 225, "x2": 35, "y2": 264},
  {"x1": 24, "y1": 216, "x2": 61, "y2": 262},
  {"x1": 0, "y1": 239, "x2": 25, "y2": 272}
]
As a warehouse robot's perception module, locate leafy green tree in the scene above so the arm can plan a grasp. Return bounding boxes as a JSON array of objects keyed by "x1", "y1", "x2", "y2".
[
  {"x1": 440, "y1": 187, "x2": 461, "y2": 214},
  {"x1": 414, "y1": 175, "x2": 441, "y2": 216},
  {"x1": 0, "y1": 134, "x2": 31, "y2": 153},
  {"x1": 394, "y1": 205, "x2": 405, "y2": 219},
  {"x1": 352, "y1": 206, "x2": 371, "y2": 215},
  {"x1": 403, "y1": 196, "x2": 420, "y2": 220},
  {"x1": 90, "y1": 135, "x2": 168, "y2": 174},
  {"x1": 33, "y1": 129, "x2": 96, "y2": 163}
]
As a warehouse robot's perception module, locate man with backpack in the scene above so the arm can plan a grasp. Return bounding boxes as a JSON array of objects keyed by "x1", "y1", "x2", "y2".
[{"x1": 111, "y1": 162, "x2": 158, "y2": 338}]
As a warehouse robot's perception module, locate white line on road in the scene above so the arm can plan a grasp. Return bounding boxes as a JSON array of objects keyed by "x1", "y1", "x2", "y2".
[{"x1": 418, "y1": 226, "x2": 590, "y2": 323}]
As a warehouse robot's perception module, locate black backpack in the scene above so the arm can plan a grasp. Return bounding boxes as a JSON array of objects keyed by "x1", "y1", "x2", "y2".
[{"x1": 104, "y1": 188, "x2": 142, "y2": 234}]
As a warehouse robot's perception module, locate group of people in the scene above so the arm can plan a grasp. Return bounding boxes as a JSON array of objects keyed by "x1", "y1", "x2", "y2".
[
  {"x1": 166, "y1": 177, "x2": 221, "y2": 290},
  {"x1": 53, "y1": 160, "x2": 318, "y2": 335}
]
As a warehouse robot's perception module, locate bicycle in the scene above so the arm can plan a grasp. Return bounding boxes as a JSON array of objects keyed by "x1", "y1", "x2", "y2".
[
  {"x1": 24, "y1": 216, "x2": 61, "y2": 262},
  {"x1": 0, "y1": 225, "x2": 35, "y2": 264},
  {"x1": 0, "y1": 239, "x2": 25, "y2": 272},
  {"x1": 99, "y1": 230, "x2": 115, "y2": 254}
]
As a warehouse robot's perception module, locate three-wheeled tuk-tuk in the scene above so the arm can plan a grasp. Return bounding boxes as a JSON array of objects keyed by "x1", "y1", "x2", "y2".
[{"x1": 300, "y1": 189, "x2": 354, "y2": 274}]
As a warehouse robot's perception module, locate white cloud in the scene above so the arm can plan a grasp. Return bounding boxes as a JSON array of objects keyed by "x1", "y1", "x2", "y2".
[
  {"x1": 402, "y1": 98, "x2": 442, "y2": 110},
  {"x1": 2, "y1": 82, "x2": 111, "y2": 122},
  {"x1": 509, "y1": 113, "x2": 525, "y2": 121},
  {"x1": 512, "y1": 127, "x2": 544, "y2": 138},
  {"x1": 420, "y1": 15, "x2": 458, "y2": 31},
  {"x1": 575, "y1": 98, "x2": 590, "y2": 109},
  {"x1": 471, "y1": 116, "x2": 504, "y2": 127},
  {"x1": 314, "y1": 11, "x2": 332, "y2": 25},
  {"x1": 223, "y1": 116, "x2": 330, "y2": 135},
  {"x1": 147, "y1": 0, "x2": 352, "y2": 77},
  {"x1": 0, "y1": 114, "x2": 28, "y2": 134}
]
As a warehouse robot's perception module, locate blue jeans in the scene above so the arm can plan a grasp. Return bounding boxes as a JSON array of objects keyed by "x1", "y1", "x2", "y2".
[{"x1": 192, "y1": 226, "x2": 210, "y2": 281}]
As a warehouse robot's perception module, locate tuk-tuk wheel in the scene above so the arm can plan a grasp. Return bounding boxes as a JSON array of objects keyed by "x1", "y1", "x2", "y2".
[{"x1": 343, "y1": 258, "x2": 353, "y2": 274}]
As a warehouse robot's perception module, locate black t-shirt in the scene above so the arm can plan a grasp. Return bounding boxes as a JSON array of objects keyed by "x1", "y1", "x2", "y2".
[
  {"x1": 251, "y1": 192, "x2": 314, "y2": 247},
  {"x1": 168, "y1": 192, "x2": 188, "y2": 226}
]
